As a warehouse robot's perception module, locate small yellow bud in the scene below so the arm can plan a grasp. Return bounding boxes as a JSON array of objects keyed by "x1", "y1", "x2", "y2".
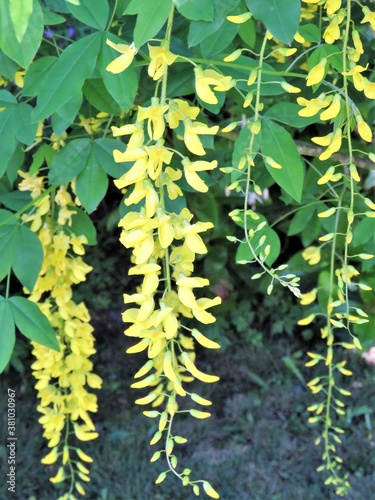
[{"x1": 227, "y1": 12, "x2": 252, "y2": 24}]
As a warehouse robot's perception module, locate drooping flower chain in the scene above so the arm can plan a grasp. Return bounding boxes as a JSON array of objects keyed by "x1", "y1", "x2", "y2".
[
  {"x1": 107, "y1": 6, "x2": 228, "y2": 497},
  {"x1": 18, "y1": 173, "x2": 102, "y2": 499}
]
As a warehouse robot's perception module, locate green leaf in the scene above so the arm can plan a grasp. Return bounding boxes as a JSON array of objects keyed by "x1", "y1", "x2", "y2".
[
  {"x1": 0, "y1": 49, "x2": 18, "y2": 79},
  {"x1": 0, "y1": 89, "x2": 17, "y2": 106},
  {"x1": 200, "y1": 19, "x2": 238, "y2": 58},
  {"x1": 0, "y1": 191, "x2": 31, "y2": 211},
  {"x1": 44, "y1": 0, "x2": 70, "y2": 13},
  {"x1": 99, "y1": 33, "x2": 138, "y2": 112},
  {"x1": 83, "y1": 78, "x2": 121, "y2": 115},
  {"x1": 125, "y1": 0, "x2": 172, "y2": 48},
  {"x1": 22, "y1": 56, "x2": 57, "y2": 97},
  {"x1": 174, "y1": 0, "x2": 214, "y2": 21},
  {"x1": 235, "y1": 214, "x2": 281, "y2": 266},
  {"x1": 10, "y1": 0, "x2": 34, "y2": 43},
  {"x1": 9, "y1": 296, "x2": 59, "y2": 351},
  {"x1": 30, "y1": 144, "x2": 55, "y2": 176},
  {"x1": 94, "y1": 138, "x2": 125, "y2": 177},
  {"x1": 353, "y1": 218, "x2": 375, "y2": 247},
  {"x1": 67, "y1": 0, "x2": 109, "y2": 30},
  {"x1": 41, "y1": 6, "x2": 66, "y2": 24},
  {"x1": 0, "y1": 298, "x2": 15, "y2": 373},
  {"x1": 0, "y1": 0, "x2": 43, "y2": 68},
  {"x1": 52, "y1": 92, "x2": 83, "y2": 135},
  {"x1": 245, "y1": 0, "x2": 300, "y2": 44},
  {"x1": 49, "y1": 139, "x2": 91, "y2": 184},
  {"x1": 13, "y1": 225, "x2": 43, "y2": 291},
  {"x1": 75, "y1": 145, "x2": 109, "y2": 213},
  {"x1": 265, "y1": 103, "x2": 319, "y2": 128},
  {"x1": 261, "y1": 120, "x2": 304, "y2": 202},
  {"x1": 188, "y1": 0, "x2": 240, "y2": 46},
  {"x1": 299, "y1": 24, "x2": 321, "y2": 43},
  {"x1": 70, "y1": 207, "x2": 97, "y2": 245},
  {"x1": 0, "y1": 223, "x2": 16, "y2": 283},
  {"x1": 32, "y1": 32, "x2": 102, "y2": 122},
  {"x1": 238, "y1": 17, "x2": 256, "y2": 48},
  {"x1": 0, "y1": 107, "x2": 17, "y2": 178},
  {"x1": 12, "y1": 102, "x2": 38, "y2": 145},
  {"x1": 288, "y1": 204, "x2": 316, "y2": 236}
]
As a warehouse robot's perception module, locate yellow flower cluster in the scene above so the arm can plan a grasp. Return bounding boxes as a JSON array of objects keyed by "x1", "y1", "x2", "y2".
[
  {"x1": 19, "y1": 173, "x2": 101, "y2": 499},
  {"x1": 108, "y1": 28, "x2": 226, "y2": 496}
]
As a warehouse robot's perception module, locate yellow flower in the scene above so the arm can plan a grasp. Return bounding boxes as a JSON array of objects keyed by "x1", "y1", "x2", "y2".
[
  {"x1": 363, "y1": 78, "x2": 375, "y2": 99},
  {"x1": 106, "y1": 39, "x2": 137, "y2": 74},
  {"x1": 356, "y1": 116, "x2": 372, "y2": 142},
  {"x1": 165, "y1": 99, "x2": 200, "y2": 129},
  {"x1": 306, "y1": 58, "x2": 327, "y2": 86},
  {"x1": 312, "y1": 129, "x2": 342, "y2": 161},
  {"x1": 325, "y1": 0, "x2": 341, "y2": 15},
  {"x1": 323, "y1": 21, "x2": 340, "y2": 44},
  {"x1": 194, "y1": 66, "x2": 234, "y2": 105},
  {"x1": 111, "y1": 122, "x2": 145, "y2": 149},
  {"x1": 343, "y1": 64, "x2": 368, "y2": 92},
  {"x1": 137, "y1": 97, "x2": 169, "y2": 140},
  {"x1": 182, "y1": 157, "x2": 217, "y2": 192},
  {"x1": 320, "y1": 93, "x2": 341, "y2": 120},
  {"x1": 226, "y1": 12, "x2": 252, "y2": 23},
  {"x1": 361, "y1": 6, "x2": 375, "y2": 31},
  {"x1": 300, "y1": 289, "x2": 317, "y2": 305},
  {"x1": 145, "y1": 142, "x2": 173, "y2": 181},
  {"x1": 297, "y1": 93, "x2": 330, "y2": 116},
  {"x1": 302, "y1": 246, "x2": 321, "y2": 265},
  {"x1": 148, "y1": 42, "x2": 177, "y2": 80},
  {"x1": 183, "y1": 119, "x2": 219, "y2": 156}
]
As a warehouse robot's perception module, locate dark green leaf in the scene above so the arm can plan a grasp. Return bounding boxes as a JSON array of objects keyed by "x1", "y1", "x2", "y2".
[
  {"x1": 52, "y1": 92, "x2": 83, "y2": 135},
  {"x1": 174, "y1": 0, "x2": 214, "y2": 21},
  {"x1": 188, "y1": 0, "x2": 240, "y2": 46},
  {"x1": 94, "y1": 138, "x2": 125, "y2": 177},
  {"x1": 0, "y1": 90, "x2": 17, "y2": 106},
  {"x1": 22, "y1": 56, "x2": 57, "y2": 97},
  {"x1": 288, "y1": 204, "x2": 316, "y2": 236},
  {"x1": 0, "y1": 108, "x2": 17, "y2": 178},
  {"x1": 99, "y1": 33, "x2": 138, "y2": 112},
  {"x1": 9, "y1": 296, "x2": 59, "y2": 351},
  {"x1": 353, "y1": 218, "x2": 375, "y2": 247},
  {"x1": 238, "y1": 17, "x2": 256, "y2": 48},
  {"x1": 67, "y1": 0, "x2": 109, "y2": 30},
  {"x1": 44, "y1": 0, "x2": 69, "y2": 13},
  {"x1": 12, "y1": 102, "x2": 38, "y2": 145},
  {"x1": 6, "y1": 145, "x2": 25, "y2": 185},
  {"x1": 0, "y1": 0, "x2": 43, "y2": 68},
  {"x1": 0, "y1": 224, "x2": 16, "y2": 282},
  {"x1": 245, "y1": 0, "x2": 300, "y2": 44},
  {"x1": 70, "y1": 207, "x2": 97, "y2": 245},
  {"x1": 49, "y1": 139, "x2": 91, "y2": 184},
  {"x1": 261, "y1": 120, "x2": 304, "y2": 202},
  {"x1": 125, "y1": 0, "x2": 172, "y2": 47},
  {"x1": 0, "y1": 49, "x2": 18, "y2": 79},
  {"x1": 200, "y1": 20, "x2": 238, "y2": 58},
  {"x1": 30, "y1": 144, "x2": 55, "y2": 175},
  {"x1": 13, "y1": 225, "x2": 43, "y2": 291},
  {"x1": 83, "y1": 78, "x2": 121, "y2": 115},
  {"x1": 299, "y1": 24, "x2": 321, "y2": 43},
  {"x1": 75, "y1": 145, "x2": 109, "y2": 213},
  {"x1": 0, "y1": 298, "x2": 15, "y2": 373},
  {"x1": 32, "y1": 32, "x2": 102, "y2": 121},
  {"x1": 41, "y1": 6, "x2": 66, "y2": 24},
  {"x1": 0, "y1": 191, "x2": 31, "y2": 211},
  {"x1": 265, "y1": 103, "x2": 319, "y2": 128}
]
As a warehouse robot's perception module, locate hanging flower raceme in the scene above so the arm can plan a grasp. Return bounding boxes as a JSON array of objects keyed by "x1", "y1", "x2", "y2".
[
  {"x1": 19, "y1": 175, "x2": 101, "y2": 499},
  {"x1": 108, "y1": 16, "x2": 224, "y2": 496}
]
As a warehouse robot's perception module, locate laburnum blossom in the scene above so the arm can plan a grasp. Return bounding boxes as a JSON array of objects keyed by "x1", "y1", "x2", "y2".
[
  {"x1": 183, "y1": 119, "x2": 219, "y2": 156},
  {"x1": 194, "y1": 66, "x2": 234, "y2": 104},
  {"x1": 165, "y1": 98, "x2": 200, "y2": 129},
  {"x1": 302, "y1": 246, "x2": 321, "y2": 265},
  {"x1": 106, "y1": 39, "x2": 137, "y2": 74},
  {"x1": 19, "y1": 178, "x2": 101, "y2": 497},
  {"x1": 148, "y1": 42, "x2": 177, "y2": 80},
  {"x1": 312, "y1": 128, "x2": 342, "y2": 160},
  {"x1": 306, "y1": 58, "x2": 327, "y2": 86},
  {"x1": 182, "y1": 158, "x2": 217, "y2": 192},
  {"x1": 297, "y1": 93, "x2": 331, "y2": 117},
  {"x1": 361, "y1": 6, "x2": 375, "y2": 30},
  {"x1": 137, "y1": 97, "x2": 169, "y2": 140}
]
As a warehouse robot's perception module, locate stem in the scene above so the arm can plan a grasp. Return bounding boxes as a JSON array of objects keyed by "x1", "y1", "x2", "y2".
[{"x1": 106, "y1": 0, "x2": 118, "y2": 31}]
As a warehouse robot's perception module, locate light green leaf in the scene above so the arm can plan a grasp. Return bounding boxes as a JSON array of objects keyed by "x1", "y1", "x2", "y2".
[
  {"x1": 49, "y1": 139, "x2": 91, "y2": 184},
  {"x1": 13, "y1": 225, "x2": 43, "y2": 292},
  {"x1": 9, "y1": 296, "x2": 59, "y2": 351},
  {"x1": 0, "y1": 49, "x2": 18, "y2": 79},
  {"x1": 200, "y1": 19, "x2": 238, "y2": 58},
  {"x1": 99, "y1": 33, "x2": 138, "y2": 112},
  {"x1": 41, "y1": 6, "x2": 66, "y2": 24},
  {"x1": 245, "y1": 0, "x2": 300, "y2": 44},
  {"x1": 75, "y1": 145, "x2": 109, "y2": 213},
  {"x1": 67, "y1": 0, "x2": 109, "y2": 30},
  {"x1": 0, "y1": 0, "x2": 43, "y2": 68},
  {"x1": 0, "y1": 298, "x2": 15, "y2": 373},
  {"x1": 125, "y1": 0, "x2": 172, "y2": 48},
  {"x1": 174, "y1": 0, "x2": 214, "y2": 21},
  {"x1": 10, "y1": 0, "x2": 33, "y2": 43},
  {"x1": 0, "y1": 224, "x2": 16, "y2": 283},
  {"x1": 261, "y1": 120, "x2": 304, "y2": 202},
  {"x1": 32, "y1": 32, "x2": 102, "y2": 122},
  {"x1": 0, "y1": 89, "x2": 17, "y2": 106}
]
